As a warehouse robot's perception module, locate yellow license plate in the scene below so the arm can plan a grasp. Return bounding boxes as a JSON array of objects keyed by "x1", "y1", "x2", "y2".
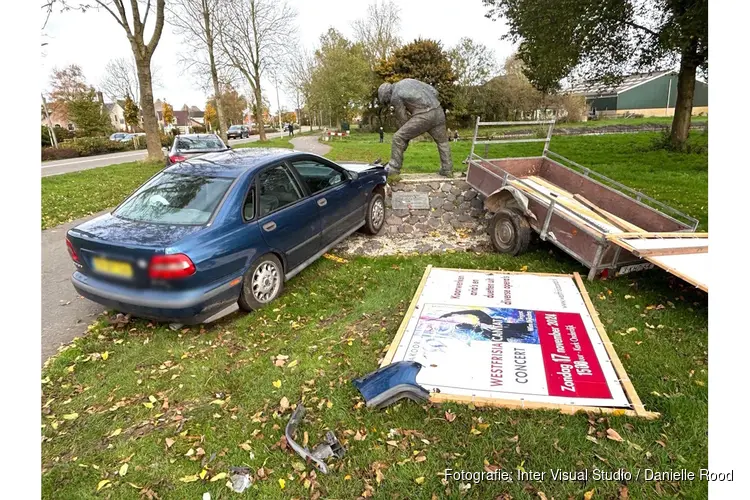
[{"x1": 92, "y1": 257, "x2": 133, "y2": 278}]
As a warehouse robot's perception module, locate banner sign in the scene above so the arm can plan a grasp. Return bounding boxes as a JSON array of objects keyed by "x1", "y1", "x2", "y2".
[{"x1": 384, "y1": 267, "x2": 632, "y2": 409}]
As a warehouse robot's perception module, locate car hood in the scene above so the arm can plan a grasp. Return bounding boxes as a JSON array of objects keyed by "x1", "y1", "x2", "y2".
[
  {"x1": 69, "y1": 213, "x2": 204, "y2": 249},
  {"x1": 339, "y1": 162, "x2": 385, "y2": 174}
]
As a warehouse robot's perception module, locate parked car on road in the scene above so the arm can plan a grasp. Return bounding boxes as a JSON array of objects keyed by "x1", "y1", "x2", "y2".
[
  {"x1": 227, "y1": 125, "x2": 250, "y2": 139},
  {"x1": 166, "y1": 134, "x2": 229, "y2": 166},
  {"x1": 66, "y1": 148, "x2": 387, "y2": 324},
  {"x1": 109, "y1": 132, "x2": 129, "y2": 142}
]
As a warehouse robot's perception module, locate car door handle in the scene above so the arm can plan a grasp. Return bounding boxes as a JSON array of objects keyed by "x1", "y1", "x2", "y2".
[
  {"x1": 262, "y1": 221, "x2": 277, "y2": 232},
  {"x1": 317, "y1": 198, "x2": 327, "y2": 207}
]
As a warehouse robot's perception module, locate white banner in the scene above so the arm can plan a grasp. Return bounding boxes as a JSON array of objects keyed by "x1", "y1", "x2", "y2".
[{"x1": 388, "y1": 268, "x2": 630, "y2": 408}]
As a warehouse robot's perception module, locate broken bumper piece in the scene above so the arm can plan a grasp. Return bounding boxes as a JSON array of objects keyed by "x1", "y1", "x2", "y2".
[
  {"x1": 352, "y1": 361, "x2": 430, "y2": 409},
  {"x1": 285, "y1": 404, "x2": 345, "y2": 474}
]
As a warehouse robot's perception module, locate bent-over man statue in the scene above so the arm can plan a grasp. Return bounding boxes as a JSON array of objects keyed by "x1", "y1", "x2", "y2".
[{"x1": 378, "y1": 78, "x2": 453, "y2": 177}]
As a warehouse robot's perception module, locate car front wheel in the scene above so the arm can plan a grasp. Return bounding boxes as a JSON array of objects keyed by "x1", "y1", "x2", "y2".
[
  {"x1": 362, "y1": 192, "x2": 385, "y2": 234},
  {"x1": 238, "y1": 254, "x2": 285, "y2": 311}
]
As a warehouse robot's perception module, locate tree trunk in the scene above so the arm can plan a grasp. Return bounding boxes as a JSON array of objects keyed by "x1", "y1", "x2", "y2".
[
  {"x1": 134, "y1": 55, "x2": 163, "y2": 161},
  {"x1": 669, "y1": 43, "x2": 699, "y2": 150},
  {"x1": 204, "y1": 8, "x2": 227, "y2": 142},
  {"x1": 254, "y1": 76, "x2": 266, "y2": 141}
]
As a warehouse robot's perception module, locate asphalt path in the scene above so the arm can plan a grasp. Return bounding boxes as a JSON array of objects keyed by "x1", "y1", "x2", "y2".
[
  {"x1": 41, "y1": 131, "x2": 322, "y2": 363},
  {"x1": 41, "y1": 131, "x2": 288, "y2": 177}
]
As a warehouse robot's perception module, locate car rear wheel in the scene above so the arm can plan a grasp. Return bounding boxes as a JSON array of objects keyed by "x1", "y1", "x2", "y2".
[
  {"x1": 489, "y1": 208, "x2": 531, "y2": 255},
  {"x1": 238, "y1": 254, "x2": 285, "y2": 311},
  {"x1": 362, "y1": 192, "x2": 385, "y2": 234}
]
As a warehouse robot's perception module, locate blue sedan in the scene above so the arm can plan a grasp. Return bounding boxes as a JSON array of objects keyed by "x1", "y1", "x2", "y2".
[{"x1": 66, "y1": 148, "x2": 387, "y2": 324}]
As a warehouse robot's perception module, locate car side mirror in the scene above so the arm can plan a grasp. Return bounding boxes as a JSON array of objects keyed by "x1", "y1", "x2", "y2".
[{"x1": 348, "y1": 171, "x2": 359, "y2": 181}]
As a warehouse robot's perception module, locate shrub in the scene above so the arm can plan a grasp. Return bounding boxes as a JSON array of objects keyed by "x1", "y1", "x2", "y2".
[
  {"x1": 65, "y1": 137, "x2": 128, "y2": 157},
  {"x1": 42, "y1": 147, "x2": 78, "y2": 161},
  {"x1": 192, "y1": 125, "x2": 207, "y2": 133}
]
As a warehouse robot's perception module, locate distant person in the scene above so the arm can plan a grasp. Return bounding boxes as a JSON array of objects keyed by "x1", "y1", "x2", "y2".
[
  {"x1": 288, "y1": 123, "x2": 294, "y2": 137},
  {"x1": 453, "y1": 130, "x2": 459, "y2": 142},
  {"x1": 378, "y1": 126, "x2": 384, "y2": 143}
]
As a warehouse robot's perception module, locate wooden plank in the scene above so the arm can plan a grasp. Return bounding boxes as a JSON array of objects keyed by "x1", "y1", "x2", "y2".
[
  {"x1": 646, "y1": 255, "x2": 708, "y2": 292},
  {"x1": 635, "y1": 246, "x2": 708, "y2": 257},
  {"x1": 379, "y1": 265, "x2": 433, "y2": 367},
  {"x1": 430, "y1": 392, "x2": 647, "y2": 419},
  {"x1": 508, "y1": 179, "x2": 616, "y2": 234},
  {"x1": 572, "y1": 194, "x2": 645, "y2": 233},
  {"x1": 608, "y1": 232, "x2": 708, "y2": 240},
  {"x1": 573, "y1": 272, "x2": 658, "y2": 419}
]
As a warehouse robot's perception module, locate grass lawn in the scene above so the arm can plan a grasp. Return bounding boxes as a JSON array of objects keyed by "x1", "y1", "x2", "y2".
[
  {"x1": 327, "y1": 131, "x2": 708, "y2": 229},
  {"x1": 41, "y1": 251, "x2": 708, "y2": 499},
  {"x1": 41, "y1": 127, "x2": 708, "y2": 498}
]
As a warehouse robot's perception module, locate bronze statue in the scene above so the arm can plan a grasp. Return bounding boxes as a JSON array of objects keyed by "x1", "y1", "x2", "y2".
[{"x1": 378, "y1": 79, "x2": 453, "y2": 177}]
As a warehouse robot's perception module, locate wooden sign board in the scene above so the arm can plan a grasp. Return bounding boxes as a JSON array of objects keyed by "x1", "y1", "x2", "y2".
[{"x1": 382, "y1": 266, "x2": 658, "y2": 419}]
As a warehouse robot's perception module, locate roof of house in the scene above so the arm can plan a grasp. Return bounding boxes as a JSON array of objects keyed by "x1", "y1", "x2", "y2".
[{"x1": 568, "y1": 70, "x2": 675, "y2": 97}]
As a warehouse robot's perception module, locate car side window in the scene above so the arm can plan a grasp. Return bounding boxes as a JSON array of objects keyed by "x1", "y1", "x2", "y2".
[
  {"x1": 243, "y1": 188, "x2": 255, "y2": 221},
  {"x1": 257, "y1": 165, "x2": 303, "y2": 217},
  {"x1": 291, "y1": 160, "x2": 344, "y2": 195}
]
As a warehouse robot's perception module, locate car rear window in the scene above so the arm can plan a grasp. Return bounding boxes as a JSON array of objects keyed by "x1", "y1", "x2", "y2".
[
  {"x1": 114, "y1": 172, "x2": 233, "y2": 225},
  {"x1": 176, "y1": 136, "x2": 226, "y2": 151}
]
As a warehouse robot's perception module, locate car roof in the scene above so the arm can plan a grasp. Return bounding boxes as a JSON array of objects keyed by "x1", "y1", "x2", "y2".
[
  {"x1": 165, "y1": 148, "x2": 299, "y2": 178},
  {"x1": 175, "y1": 134, "x2": 221, "y2": 139}
]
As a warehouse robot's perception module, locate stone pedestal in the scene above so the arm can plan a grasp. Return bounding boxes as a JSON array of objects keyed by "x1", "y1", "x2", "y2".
[{"x1": 383, "y1": 174, "x2": 489, "y2": 237}]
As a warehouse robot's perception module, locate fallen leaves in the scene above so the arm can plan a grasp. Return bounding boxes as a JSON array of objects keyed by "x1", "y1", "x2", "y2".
[
  {"x1": 444, "y1": 410, "x2": 456, "y2": 423},
  {"x1": 280, "y1": 397, "x2": 290, "y2": 411},
  {"x1": 272, "y1": 380, "x2": 282, "y2": 388},
  {"x1": 606, "y1": 428, "x2": 624, "y2": 442},
  {"x1": 62, "y1": 413, "x2": 78, "y2": 420},
  {"x1": 165, "y1": 438, "x2": 175, "y2": 449},
  {"x1": 323, "y1": 253, "x2": 348, "y2": 264},
  {"x1": 118, "y1": 463, "x2": 129, "y2": 476},
  {"x1": 415, "y1": 476, "x2": 425, "y2": 485},
  {"x1": 179, "y1": 474, "x2": 200, "y2": 483},
  {"x1": 278, "y1": 478, "x2": 286, "y2": 489},
  {"x1": 96, "y1": 479, "x2": 111, "y2": 491}
]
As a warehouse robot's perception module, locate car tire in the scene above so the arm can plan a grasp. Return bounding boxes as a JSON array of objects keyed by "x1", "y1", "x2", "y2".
[
  {"x1": 238, "y1": 254, "x2": 285, "y2": 311},
  {"x1": 489, "y1": 208, "x2": 531, "y2": 255},
  {"x1": 362, "y1": 192, "x2": 385, "y2": 235}
]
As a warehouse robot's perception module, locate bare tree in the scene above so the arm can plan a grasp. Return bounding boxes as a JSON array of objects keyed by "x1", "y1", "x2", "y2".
[
  {"x1": 217, "y1": 0, "x2": 296, "y2": 141},
  {"x1": 352, "y1": 0, "x2": 402, "y2": 68},
  {"x1": 100, "y1": 58, "x2": 140, "y2": 102},
  {"x1": 283, "y1": 47, "x2": 314, "y2": 125},
  {"x1": 168, "y1": 0, "x2": 230, "y2": 141},
  {"x1": 92, "y1": 0, "x2": 166, "y2": 161},
  {"x1": 449, "y1": 37, "x2": 498, "y2": 87}
]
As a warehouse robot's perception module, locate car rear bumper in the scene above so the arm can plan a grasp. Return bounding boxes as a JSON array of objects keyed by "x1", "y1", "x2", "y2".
[{"x1": 71, "y1": 271, "x2": 243, "y2": 324}]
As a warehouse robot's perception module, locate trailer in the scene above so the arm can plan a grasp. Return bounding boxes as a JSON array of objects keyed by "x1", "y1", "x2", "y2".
[{"x1": 466, "y1": 118, "x2": 701, "y2": 282}]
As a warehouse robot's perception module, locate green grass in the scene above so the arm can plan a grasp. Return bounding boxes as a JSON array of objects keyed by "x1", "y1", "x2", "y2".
[
  {"x1": 41, "y1": 252, "x2": 708, "y2": 499},
  {"x1": 327, "y1": 131, "x2": 708, "y2": 229},
  {"x1": 41, "y1": 161, "x2": 164, "y2": 229}
]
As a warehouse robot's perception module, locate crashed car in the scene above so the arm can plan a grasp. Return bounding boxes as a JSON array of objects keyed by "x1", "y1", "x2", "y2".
[{"x1": 66, "y1": 148, "x2": 387, "y2": 323}]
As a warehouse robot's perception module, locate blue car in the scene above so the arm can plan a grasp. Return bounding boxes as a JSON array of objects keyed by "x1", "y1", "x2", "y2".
[{"x1": 66, "y1": 148, "x2": 387, "y2": 324}]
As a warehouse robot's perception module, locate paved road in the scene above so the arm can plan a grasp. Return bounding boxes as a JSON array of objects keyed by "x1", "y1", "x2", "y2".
[
  {"x1": 41, "y1": 131, "x2": 289, "y2": 177},
  {"x1": 41, "y1": 132, "x2": 324, "y2": 363},
  {"x1": 290, "y1": 135, "x2": 332, "y2": 156}
]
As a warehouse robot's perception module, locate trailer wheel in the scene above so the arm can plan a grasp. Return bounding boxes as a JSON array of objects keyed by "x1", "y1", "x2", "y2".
[{"x1": 490, "y1": 209, "x2": 531, "y2": 255}]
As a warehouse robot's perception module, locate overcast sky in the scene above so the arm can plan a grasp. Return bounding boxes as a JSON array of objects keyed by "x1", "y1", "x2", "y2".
[{"x1": 41, "y1": 0, "x2": 516, "y2": 112}]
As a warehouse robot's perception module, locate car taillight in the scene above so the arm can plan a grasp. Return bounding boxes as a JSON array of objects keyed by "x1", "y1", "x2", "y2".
[
  {"x1": 149, "y1": 254, "x2": 195, "y2": 279},
  {"x1": 66, "y1": 237, "x2": 80, "y2": 263},
  {"x1": 169, "y1": 154, "x2": 187, "y2": 163}
]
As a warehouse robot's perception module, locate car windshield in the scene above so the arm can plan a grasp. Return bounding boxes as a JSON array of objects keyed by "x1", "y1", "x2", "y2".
[
  {"x1": 176, "y1": 136, "x2": 226, "y2": 151},
  {"x1": 114, "y1": 172, "x2": 233, "y2": 225},
  {"x1": 228, "y1": 126, "x2": 242, "y2": 131}
]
